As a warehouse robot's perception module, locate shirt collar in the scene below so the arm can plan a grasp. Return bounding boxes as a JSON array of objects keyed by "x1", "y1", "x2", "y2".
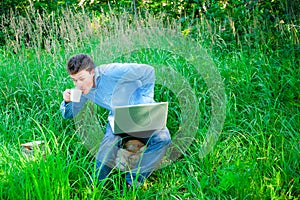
[{"x1": 93, "y1": 67, "x2": 101, "y2": 86}]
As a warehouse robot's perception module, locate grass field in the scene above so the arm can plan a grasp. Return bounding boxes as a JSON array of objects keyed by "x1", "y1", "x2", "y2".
[{"x1": 0, "y1": 7, "x2": 299, "y2": 200}]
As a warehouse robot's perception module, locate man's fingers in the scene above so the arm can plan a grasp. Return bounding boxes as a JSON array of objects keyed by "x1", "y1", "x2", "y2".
[{"x1": 63, "y1": 89, "x2": 71, "y2": 102}]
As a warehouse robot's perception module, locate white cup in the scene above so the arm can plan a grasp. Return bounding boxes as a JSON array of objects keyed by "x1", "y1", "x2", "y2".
[{"x1": 70, "y1": 88, "x2": 82, "y2": 102}]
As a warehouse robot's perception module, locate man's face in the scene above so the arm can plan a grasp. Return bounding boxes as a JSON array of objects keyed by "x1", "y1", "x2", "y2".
[{"x1": 70, "y1": 69, "x2": 95, "y2": 94}]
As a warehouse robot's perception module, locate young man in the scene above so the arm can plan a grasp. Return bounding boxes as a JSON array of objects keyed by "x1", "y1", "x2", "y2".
[{"x1": 60, "y1": 54, "x2": 171, "y2": 188}]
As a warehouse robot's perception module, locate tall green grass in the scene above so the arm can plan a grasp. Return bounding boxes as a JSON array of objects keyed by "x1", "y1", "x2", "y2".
[{"x1": 0, "y1": 6, "x2": 299, "y2": 200}]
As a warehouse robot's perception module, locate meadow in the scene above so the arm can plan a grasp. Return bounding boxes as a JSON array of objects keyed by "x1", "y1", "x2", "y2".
[{"x1": 0, "y1": 6, "x2": 299, "y2": 200}]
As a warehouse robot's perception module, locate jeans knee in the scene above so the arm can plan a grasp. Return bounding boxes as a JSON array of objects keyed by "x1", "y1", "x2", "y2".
[{"x1": 152, "y1": 128, "x2": 171, "y2": 146}]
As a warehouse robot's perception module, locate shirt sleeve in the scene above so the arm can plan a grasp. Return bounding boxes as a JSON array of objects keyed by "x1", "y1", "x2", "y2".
[
  {"x1": 60, "y1": 101, "x2": 73, "y2": 119},
  {"x1": 108, "y1": 63, "x2": 156, "y2": 105},
  {"x1": 132, "y1": 64, "x2": 155, "y2": 104},
  {"x1": 60, "y1": 97, "x2": 88, "y2": 119},
  {"x1": 126, "y1": 64, "x2": 155, "y2": 104}
]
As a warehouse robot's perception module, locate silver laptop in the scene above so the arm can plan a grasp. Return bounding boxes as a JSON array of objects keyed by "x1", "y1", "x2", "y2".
[{"x1": 109, "y1": 102, "x2": 168, "y2": 136}]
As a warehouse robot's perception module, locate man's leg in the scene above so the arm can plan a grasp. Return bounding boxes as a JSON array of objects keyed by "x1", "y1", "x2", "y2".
[
  {"x1": 125, "y1": 128, "x2": 171, "y2": 187},
  {"x1": 95, "y1": 160, "x2": 113, "y2": 182},
  {"x1": 95, "y1": 124, "x2": 122, "y2": 184}
]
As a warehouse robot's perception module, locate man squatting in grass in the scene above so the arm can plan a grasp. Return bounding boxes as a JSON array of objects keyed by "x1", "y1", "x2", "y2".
[{"x1": 60, "y1": 54, "x2": 171, "y2": 189}]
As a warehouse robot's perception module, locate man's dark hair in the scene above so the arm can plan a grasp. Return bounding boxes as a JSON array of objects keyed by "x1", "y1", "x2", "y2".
[{"x1": 66, "y1": 54, "x2": 96, "y2": 74}]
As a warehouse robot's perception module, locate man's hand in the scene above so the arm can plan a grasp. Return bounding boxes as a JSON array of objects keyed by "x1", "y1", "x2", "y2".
[{"x1": 63, "y1": 89, "x2": 71, "y2": 103}]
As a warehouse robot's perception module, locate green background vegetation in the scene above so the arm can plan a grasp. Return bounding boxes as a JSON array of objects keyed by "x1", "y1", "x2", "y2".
[{"x1": 0, "y1": 0, "x2": 299, "y2": 199}]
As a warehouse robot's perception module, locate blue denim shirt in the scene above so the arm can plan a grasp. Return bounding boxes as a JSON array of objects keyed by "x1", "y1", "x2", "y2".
[{"x1": 60, "y1": 63, "x2": 155, "y2": 119}]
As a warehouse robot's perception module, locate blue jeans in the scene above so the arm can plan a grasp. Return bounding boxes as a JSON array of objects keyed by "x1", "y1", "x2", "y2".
[{"x1": 95, "y1": 123, "x2": 171, "y2": 186}]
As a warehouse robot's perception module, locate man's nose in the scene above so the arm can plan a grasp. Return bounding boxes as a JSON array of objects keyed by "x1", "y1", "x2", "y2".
[{"x1": 75, "y1": 81, "x2": 82, "y2": 89}]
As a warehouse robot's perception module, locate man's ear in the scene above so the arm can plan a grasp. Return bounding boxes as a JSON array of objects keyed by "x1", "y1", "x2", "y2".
[{"x1": 90, "y1": 69, "x2": 95, "y2": 75}]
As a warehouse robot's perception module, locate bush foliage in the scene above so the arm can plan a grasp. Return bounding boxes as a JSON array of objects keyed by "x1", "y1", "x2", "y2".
[{"x1": 1, "y1": 0, "x2": 299, "y2": 48}]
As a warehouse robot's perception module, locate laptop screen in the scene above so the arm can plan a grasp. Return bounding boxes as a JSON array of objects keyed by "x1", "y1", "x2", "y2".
[{"x1": 110, "y1": 102, "x2": 168, "y2": 135}]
